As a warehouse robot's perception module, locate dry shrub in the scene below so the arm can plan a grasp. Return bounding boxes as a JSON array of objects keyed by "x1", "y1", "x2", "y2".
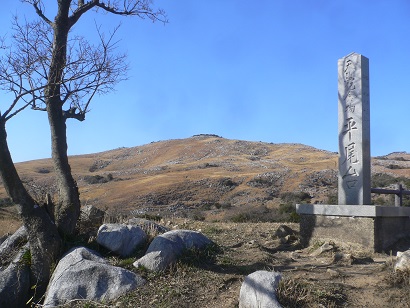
[
  {"x1": 277, "y1": 277, "x2": 347, "y2": 307},
  {"x1": 386, "y1": 269, "x2": 410, "y2": 288}
]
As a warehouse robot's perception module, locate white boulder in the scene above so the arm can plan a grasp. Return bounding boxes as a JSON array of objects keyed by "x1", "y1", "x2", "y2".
[
  {"x1": 0, "y1": 244, "x2": 31, "y2": 308},
  {"x1": 239, "y1": 270, "x2": 282, "y2": 308},
  {"x1": 43, "y1": 246, "x2": 145, "y2": 307},
  {"x1": 133, "y1": 230, "x2": 213, "y2": 271},
  {"x1": 97, "y1": 223, "x2": 147, "y2": 257},
  {"x1": 395, "y1": 249, "x2": 410, "y2": 272}
]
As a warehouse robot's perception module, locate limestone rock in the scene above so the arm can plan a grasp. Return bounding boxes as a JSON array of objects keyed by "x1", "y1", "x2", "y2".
[
  {"x1": 0, "y1": 226, "x2": 27, "y2": 266},
  {"x1": 134, "y1": 230, "x2": 213, "y2": 271},
  {"x1": 395, "y1": 249, "x2": 410, "y2": 272},
  {"x1": 0, "y1": 244, "x2": 31, "y2": 308},
  {"x1": 239, "y1": 270, "x2": 282, "y2": 308},
  {"x1": 80, "y1": 205, "x2": 105, "y2": 225},
  {"x1": 97, "y1": 223, "x2": 147, "y2": 257},
  {"x1": 310, "y1": 242, "x2": 334, "y2": 257},
  {"x1": 274, "y1": 225, "x2": 295, "y2": 239},
  {"x1": 327, "y1": 268, "x2": 339, "y2": 278},
  {"x1": 0, "y1": 234, "x2": 8, "y2": 246},
  {"x1": 43, "y1": 247, "x2": 145, "y2": 307}
]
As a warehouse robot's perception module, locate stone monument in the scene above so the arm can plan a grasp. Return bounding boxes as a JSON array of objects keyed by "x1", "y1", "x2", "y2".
[
  {"x1": 296, "y1": 52, "x2": 410, "y2": 252},
  {"x1": 338, "y1": 53, "x2": 371, "y2": 205}
]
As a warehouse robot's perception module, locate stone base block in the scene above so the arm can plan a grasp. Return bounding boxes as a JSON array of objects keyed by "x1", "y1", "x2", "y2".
[{"x1": 296, "y1": 204, "x2": 410, "y2": 252}]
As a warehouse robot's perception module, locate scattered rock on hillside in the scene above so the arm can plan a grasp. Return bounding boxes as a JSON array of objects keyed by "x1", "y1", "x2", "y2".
[
  {"x1": 0, "y1": 244, "x2": 30, "y2": 308},
  {"x1": 274, "y1": 225, "x2": 296, "y2": 239},
  {"x1": 395, "y1": 249, "x2": 410, "y2": 272},
  {"x1": 133, "y1": 230, "x2": 213, "y2": 272},
  {"x1": 97, "y1": 224, "x2": 147, "y2": 257},
  {"x1": 238, "y1": 270, "x2": 282, "y2": 308},
  {"x1": 80, "y1": 205, "x2": 105, "y2": 226},
  {"x1": 310, "y1": 242, "x2": 335, "y2": 257},
  {"x1": 43, "y1": 247, "x2": 145, "y2": 307}
]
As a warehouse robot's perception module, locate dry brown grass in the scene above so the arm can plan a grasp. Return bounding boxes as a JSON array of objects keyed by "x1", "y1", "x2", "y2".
[
  {"x1": 0, "y1": 206, "x2": 21, "y2": 237},
  {"x1": 1, "y1": 136, "x2": 409, "y2": 224}
]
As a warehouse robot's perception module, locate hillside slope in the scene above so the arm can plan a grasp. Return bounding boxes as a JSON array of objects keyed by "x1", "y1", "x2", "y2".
[{"x1": 1, "y1": 135, "x2": 409, "y2": 222}]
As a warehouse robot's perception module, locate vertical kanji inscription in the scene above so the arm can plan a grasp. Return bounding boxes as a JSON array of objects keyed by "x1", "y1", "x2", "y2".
[{"x1": 338, "y1": 53, "x2": 371, "y2": 205}]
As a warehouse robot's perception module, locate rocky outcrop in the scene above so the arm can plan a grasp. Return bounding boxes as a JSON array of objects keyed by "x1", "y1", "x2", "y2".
[
  {"x1": 133, "y1": 230, "x2": 213, "y2": 271},
  {"x1": 0, "y1": 244, "x2": 31, "y2": 308},
  {"x1": 395, "y1": 249, "x2": 410, "y2": 271},
  {"x1": 80, "y1": 205, "x2": 105, "y2": 225},
  {"x1": 0, "y1": 226, "x2": 27, "y2": 266},
  {"x1": 43, "y1": 247, "x2": 145, "y2": 307},
  {"x1": 239, "y1": 270, "x2": 282, "y2": 308},
  {"x1": 97, "y1": 223, "x2": 147, "y2": 257}
]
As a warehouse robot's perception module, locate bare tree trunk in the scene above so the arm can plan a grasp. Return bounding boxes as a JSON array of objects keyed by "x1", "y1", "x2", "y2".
[
  {"x1": 0, "y1": 119, "x2": 62, "y2": 297},
  {"x1": 45, "y1": 1, "x2": 81, "y2": 236},
  {"x1": 47, "y1": 102, "x2": 81, "y2": 236}
]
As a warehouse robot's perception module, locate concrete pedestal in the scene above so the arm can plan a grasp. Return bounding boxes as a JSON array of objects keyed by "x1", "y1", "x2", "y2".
[{"x1": 296, "y1": 204, "x2": 410, "y2": 252}]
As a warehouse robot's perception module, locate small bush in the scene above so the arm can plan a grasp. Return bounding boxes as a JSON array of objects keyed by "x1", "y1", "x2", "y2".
[
  {"x1": 230, "y1": 213, "x2": 250, "y2": 223},
  {"x1": 279, "y1": 203, "x2": 300, "y2": 223},
  {"x1": 385, "y1": 268, "x2": 410, "y2": 298},
  {"x1": 277, "y1": 277, "x2": 347, "y2": 307},
  {"x1": 192, "y1": 211, "x2": 205, "y2": 221},
  {"x1": 179, "y1": 243, "x2": 220, "y2": 267},
  {"x1": 83, "y1": 174, "x2": 114, "y2": 185},
  {"x1": 37, "y1": 168, "x2": 50, "y2": 174},
  {"x1": 372, "y1": 173, "x2": 397, "y2": 188},
  {"x1": 327, "y1": 193, "x2": 338, "y2": 204},
  {"x1": 201, "y1": 203, "x2": 213, "y2": 210},
  {"x1": 387, "y1": 164, "x2": 407, "y2": 170},
  {"x1": 372, "y1": 196, "x2": 389, "y2": 205},
  {"x1": 219, "y1": 178, "x2": 238, "y2": 188},
  {"x1": 288, "y1": 211, "x2": 301, "y2": 223},
  {"x1": 134, "y1": 214, "x2": 162, "y2": 222},
  {"x1": 280, "y1": 192, "x2": 312, "y2": 204}
]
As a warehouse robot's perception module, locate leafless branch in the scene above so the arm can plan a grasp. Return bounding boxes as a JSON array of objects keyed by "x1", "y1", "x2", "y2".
[
  {"x1": 2, "y1": 0, "x2": 164, "y2": 123},
  {"x1": 23, "y1": 0, "x2": 53, "y2": 25}
]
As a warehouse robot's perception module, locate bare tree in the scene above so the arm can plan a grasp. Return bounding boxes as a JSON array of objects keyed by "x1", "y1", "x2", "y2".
[{"x1": 0, "y1": 0, "x2": 166, "y2": 300}]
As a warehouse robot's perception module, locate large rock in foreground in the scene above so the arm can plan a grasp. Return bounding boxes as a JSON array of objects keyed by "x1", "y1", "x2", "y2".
[
  {"x1": 0, "y1": 245, "x2": 30, "y2": 308},
  {"x1": 395, "y1": 249, "x2": 410, "y2": 272},
  {"x1": 97, "y1": 223, "x2": 147, "y2": 257},
  {"x1": 0, "y1": 226, "x2": 27, "y2": 266},
  {"x1": 134, "y1": 230, "x2": 213, "y2": 271},
  {"x1": 239, "y1": 270, "x2": 282, "y2": 308},
  {"x1": 43, "y1": 247, "x2": 145, "y2": 307}
]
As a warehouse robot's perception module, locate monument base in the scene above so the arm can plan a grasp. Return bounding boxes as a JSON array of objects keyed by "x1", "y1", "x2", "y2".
[{"x1": 296, "y1": 204, "x2": 410, "y2": 252}]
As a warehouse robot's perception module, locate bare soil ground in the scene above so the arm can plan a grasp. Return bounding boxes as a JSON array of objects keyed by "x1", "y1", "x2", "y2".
[
  {"x1": 1, "y1": 215, "x2": 410, "y2": 307},
  {"x1": 122, "y1": 219, "x2": 408, "y2": 308}
]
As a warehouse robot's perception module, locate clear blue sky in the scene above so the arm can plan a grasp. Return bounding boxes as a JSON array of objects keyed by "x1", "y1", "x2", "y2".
[{"x1": 1, "y1": 1, "x2": 410, "y2": 162}]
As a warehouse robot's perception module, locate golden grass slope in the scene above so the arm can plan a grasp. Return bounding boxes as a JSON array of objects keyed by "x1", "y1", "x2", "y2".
[{"x1": 0, "y1": 135, "x2": 409, "y2": 221}]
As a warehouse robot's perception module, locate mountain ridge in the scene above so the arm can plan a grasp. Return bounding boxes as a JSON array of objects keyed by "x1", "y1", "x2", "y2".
[{"x1": 1, "y1": 135, "x2": 409, "y2": 221}]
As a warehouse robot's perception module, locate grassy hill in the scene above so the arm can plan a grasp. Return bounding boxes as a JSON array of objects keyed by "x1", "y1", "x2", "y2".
[{"x1": 1, "y1": 134, "x2": 410, "y2": 226}]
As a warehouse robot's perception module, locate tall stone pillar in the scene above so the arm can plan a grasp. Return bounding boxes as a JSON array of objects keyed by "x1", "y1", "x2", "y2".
[{"x1": 338, "y1": 52, "x2": 371, "y2": 205}]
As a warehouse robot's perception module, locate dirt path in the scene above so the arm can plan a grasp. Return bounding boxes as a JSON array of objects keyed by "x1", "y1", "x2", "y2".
[{"x1": 1, "y1": 217, "x2": 409, "y2": 307}]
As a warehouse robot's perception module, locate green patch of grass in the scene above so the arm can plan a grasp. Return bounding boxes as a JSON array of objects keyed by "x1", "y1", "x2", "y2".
[
  {"x1": 179, "y1": 243, "x2": 221, "y2": 268},
  {"x1": 19, "y1": 249, "x2": 31, "y2": 266}
]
